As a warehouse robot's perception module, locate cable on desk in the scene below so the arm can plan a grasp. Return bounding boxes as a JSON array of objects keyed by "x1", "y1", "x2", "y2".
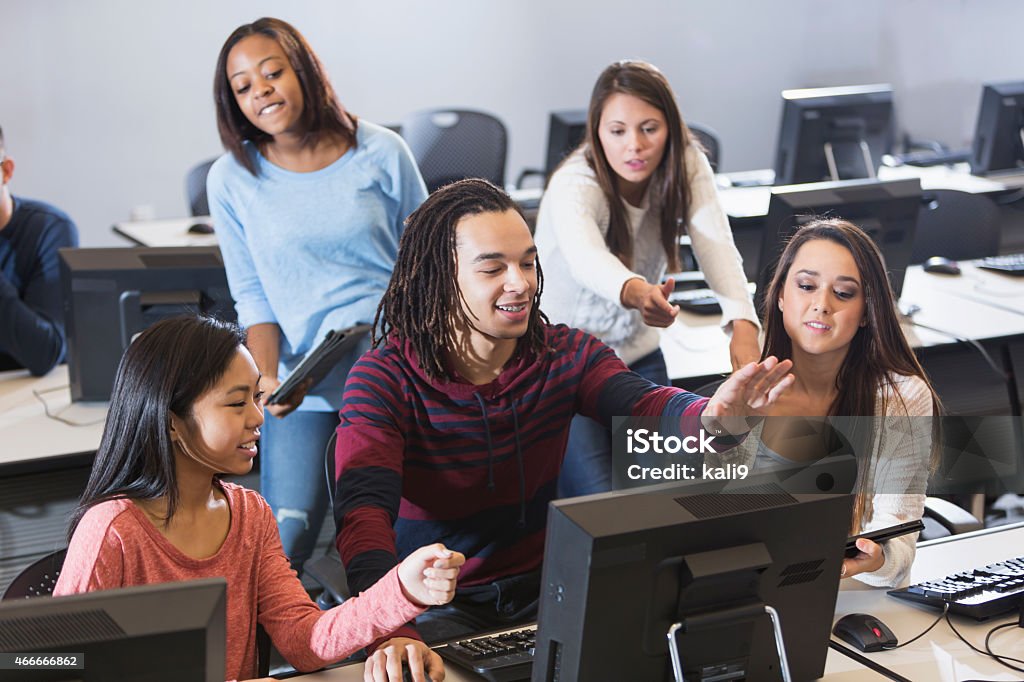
[
  {"x1": 883, "y1": 602, "x2": 949, "y2": 650},
  {"x1": 945, "y1": 611, "x2": 1024, "y2": 674},
  {"x1": 827, "y1": 640, "x2": 913, "y2": 682},
  {"x1": 903, "y1": 313, "x2": 1008, "y2": 380},
  {"x1": 985, "y1": 621, "x2": 1024, "y2": 671},
  {"x1": 32, "y1": 385, "x2": 106, "y2": 427}
]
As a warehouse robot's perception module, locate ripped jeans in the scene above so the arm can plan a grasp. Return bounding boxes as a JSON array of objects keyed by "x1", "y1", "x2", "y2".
[{"x1": 259, "y1": 409, "x2": 340, "y2": 576}]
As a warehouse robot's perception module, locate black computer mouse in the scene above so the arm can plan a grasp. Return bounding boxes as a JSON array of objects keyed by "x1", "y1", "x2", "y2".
[
  {"x1": 832, "y1": 613, "x2": 898, "y2": 652},
  {"x1": 922, "y1": 256, "x2": 961, "y2": 275},
  {"x1": 401, "y1": 662, "x2": 433, "y2": 682},
  {"x1": 187, "y1": 221, "x2": 215, "y2": 235}
]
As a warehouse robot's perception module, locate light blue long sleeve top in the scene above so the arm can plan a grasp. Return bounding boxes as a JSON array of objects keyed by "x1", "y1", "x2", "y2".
[{"x1": 207, "y1": 121, "x2": 428, "y2": 411}]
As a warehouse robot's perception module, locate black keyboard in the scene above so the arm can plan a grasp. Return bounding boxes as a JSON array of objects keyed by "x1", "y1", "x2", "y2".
[
  {"x1": 978, "y1": 253, "x2": 1024, "y2": 276},
  {"x1": 889, "y1": 149, "x2": 971, "y2": 167},
  {"x1": 668, "y1": 288, "x2": 721, "y2": 314},
  {"x1": 436, "y1": 627, "x2": 535, "y2": 682},
  {"x1": 887, "y1": 555, "x2": 1024, "y2": 619}
]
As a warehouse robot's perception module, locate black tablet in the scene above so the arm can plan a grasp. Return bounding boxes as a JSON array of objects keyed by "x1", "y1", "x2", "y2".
[{"x1": 845, "y1": 519, "x2": 925, "y2": 557}]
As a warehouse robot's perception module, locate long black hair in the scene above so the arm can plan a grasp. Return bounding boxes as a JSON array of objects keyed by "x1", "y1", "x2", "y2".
[
  {"x1": 68, "y1": 316, "x2": 246, "y2": 540},
  {"x1": 373, "y1": 178, "x2": 549, "y2": 381}
]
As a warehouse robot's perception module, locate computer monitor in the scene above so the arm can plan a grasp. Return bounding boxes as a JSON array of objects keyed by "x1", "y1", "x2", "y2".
[
  {"x1": 773, "y1": 84, "x2": 895, "y2": 186},
  {"x1": 0, "y1": 577, "x2": 226, "y2": 681},
  {"x1": 544, "y1": 109, "x2": 588, "y2": 178},
  {"x1": 755, "y1": 177, "x2": 921, "y2": 313},
  {"x1": 59, "y1": 246, "x2": 236, "y2": 402},
  {"x1": 532, "y1": 482, "x2": 854, "y2": 681},
  {"x1": 969, "y1": 81, "x2": 1024, "y2": 175}
]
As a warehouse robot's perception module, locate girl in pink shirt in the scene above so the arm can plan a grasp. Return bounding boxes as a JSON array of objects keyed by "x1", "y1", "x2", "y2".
[{"x1": 55, "y1": 315, "x2": 463, "y2": 682}]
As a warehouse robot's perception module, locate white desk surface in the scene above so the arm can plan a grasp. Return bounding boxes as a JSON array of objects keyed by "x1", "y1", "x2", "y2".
[
  {"x1": 297, "y1": 523, "x2": 1024, "y2": 681},
  {"x1": 716, "y1": 164, "x2": 1024, "y2": 220},
  {"x1": 826, "y1": 522, "x2": 1024, "y2": 681},
  {"x1": 0, "y1": 365, "x2": 106, "y2": 470},
  {"x1": 112, "y1": 216, "x2": 218, "y2": 248},
  {"x1": 660, "y1": 262, "x2": 1024, "y2": 382},
  {"x1": 110, "y1": 191, "x2": 543, "y2": 248}
]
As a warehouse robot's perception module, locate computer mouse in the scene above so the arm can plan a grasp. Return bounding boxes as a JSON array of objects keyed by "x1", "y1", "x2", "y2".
[
  {"x1": 187, "y1": 221, "x2": 215, "y2": 235},
  {"x1": 401, "y1": 662, "x2": 433, "y2": 682},
  {"x1": 922, "y1": 256, "x2": 961, "y2": 275},
  {"x1": 832, "y1": 613, "x2": 898, "y2": 652}
]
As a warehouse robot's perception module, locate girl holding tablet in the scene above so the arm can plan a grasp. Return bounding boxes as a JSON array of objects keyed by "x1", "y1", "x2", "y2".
[{"x1": 206, "y1": 18, "x2": 428, "y2": 574}]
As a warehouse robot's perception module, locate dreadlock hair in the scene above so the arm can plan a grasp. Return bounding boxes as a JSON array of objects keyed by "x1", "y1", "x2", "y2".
[{"x1": 374, "y1": 178, "x2": 549, "y2": 381}]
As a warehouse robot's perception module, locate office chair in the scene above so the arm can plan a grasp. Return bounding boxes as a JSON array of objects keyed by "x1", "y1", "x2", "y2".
[
  {"x1": 185, "y1": 158, "x2": 217, "y2": 217},
  {"x1": 910, "y1": 189, "x2": 1002, "y2": 264},
  {"x1": 303, "y1": 431, "x2": 351, "y2": 610},
  {"x1": 687, "y1": 121, "x2": 721, "y2": 172},
  {"x1": 401, "y1": 109, "x2": 507, "y2": 192},
  {"x1": 2, "y1": 548, "x2": 67, "y2": 600},
  {"x1": 2, "y1": 547, "x2": 272, "y2": 677}
]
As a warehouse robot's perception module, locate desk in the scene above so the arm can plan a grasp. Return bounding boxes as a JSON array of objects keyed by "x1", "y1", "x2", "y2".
[
  {"x1": 0, "y1": 366, "x2": 105, "y2": 593},
  {"x1": 0, "y1": 365, "x2": 106, "y2": 476},
  {"x1": 112, "y1": 216, "x2": 218, "y2": 247},
  {"x1": 826, "y1": 522, "x2": 1024, "y2": 681},
  {"x1": 716, "y1": 164, "x2": 1024, "y2": 220},
  {"x1": 293, "y1": 523, "x2": 1024, "y2": 681},
  {"x1": 110, "y1": 188, "x2": 544, "y2": 247}
]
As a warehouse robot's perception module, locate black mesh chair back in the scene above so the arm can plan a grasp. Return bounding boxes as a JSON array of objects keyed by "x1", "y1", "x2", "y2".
[
  {"x1": 2, "y1": 549, "x2": 67, "y2": 600},
  {"x1": 687, "y1": 122, "x2": 721, "y2": 172},
  {"x1": 401, "y1": 109, "x2": 507, "y2": 192},
  {"x1": 186, "y1": 158, "x2": 217, "y2": 217},
  {"x1": 910, "y1": 189, "x2": 1002, "y2": 263}
]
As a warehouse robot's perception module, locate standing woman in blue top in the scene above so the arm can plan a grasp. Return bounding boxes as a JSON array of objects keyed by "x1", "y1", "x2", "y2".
[{"x1": 207, "y1": 17, "x2": 428, "y2": 576}]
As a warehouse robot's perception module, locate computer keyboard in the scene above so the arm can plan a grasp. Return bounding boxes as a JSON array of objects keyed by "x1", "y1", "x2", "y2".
[
  {"x1": 436, "y1": 627, "x2": 536, "y2": 682},
  {"x1": 887, "y1": 555, "x2": 1024, "y2": 620},
  {"x1": 667, "y1": 282, "x2": 758, "y2": 315},
  {"x1": 978, "y1": 253, "x2": 1024, "y2": 276},
  {"x1": 668, "y1": 288, "x2": 722, "y2": 314},
  {"x1": 887, "y1": 149, "x2": 971, "y2": 167}
]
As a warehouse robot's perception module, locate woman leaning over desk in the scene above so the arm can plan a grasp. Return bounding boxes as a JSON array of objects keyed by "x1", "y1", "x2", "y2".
[
  {"x1": 534, "y1": 60, "x2": 760, "y2": 497},
  {"x1": 206, "y1": 17, "x2": 428, "y2": 576}
]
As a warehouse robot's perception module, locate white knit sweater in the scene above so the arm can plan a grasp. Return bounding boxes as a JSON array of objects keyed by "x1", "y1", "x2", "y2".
[
  {"x1": 534, "y1": 145, "x2": 758, "y2": 365},
  {"x1": 711, "y1": 374, "x2": 933, "y2": 587}
]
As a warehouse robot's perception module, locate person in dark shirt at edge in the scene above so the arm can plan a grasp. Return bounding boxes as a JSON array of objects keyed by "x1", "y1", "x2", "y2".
[
  {"x1": 0, "y1": 124, "x2": 79, "y2": 375},
  {"x1": 333, "y1": 178, "x2": 795, "y2": 680}
]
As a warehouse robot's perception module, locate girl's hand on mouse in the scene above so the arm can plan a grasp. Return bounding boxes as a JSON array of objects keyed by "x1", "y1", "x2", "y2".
[
  {"x1": 841, "y1": 538, "x2": 885, "y2": 579},
  {"x1": 364, "y1": 638, "x2": 443, "y2": 682}
]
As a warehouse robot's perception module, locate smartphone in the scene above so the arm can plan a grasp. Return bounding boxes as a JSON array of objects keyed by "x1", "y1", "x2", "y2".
[{"x1": 845, "y1": 519, "x2": 925, "y2": 557}]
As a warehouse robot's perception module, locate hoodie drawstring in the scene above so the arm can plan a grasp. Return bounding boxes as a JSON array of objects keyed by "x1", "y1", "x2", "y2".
[
  {"x1": 474, "y1": 392, "x2": 496, "y2": 491},
  {"x1": 474, "y1": 391, "x2": 528, "y2": 529},
  {"x1": 510, "y1": 402, "x2": 527, "y2": 529}
]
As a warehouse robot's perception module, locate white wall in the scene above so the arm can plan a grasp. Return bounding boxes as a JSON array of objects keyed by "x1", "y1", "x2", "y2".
[{"x1": 2, "y1": 0, "x2": 1022, "y2": 246}]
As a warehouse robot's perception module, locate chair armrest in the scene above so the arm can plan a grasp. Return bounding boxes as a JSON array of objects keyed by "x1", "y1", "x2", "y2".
[{"x1": 924, "y1": 496, "x2": 984, "y2": 536}]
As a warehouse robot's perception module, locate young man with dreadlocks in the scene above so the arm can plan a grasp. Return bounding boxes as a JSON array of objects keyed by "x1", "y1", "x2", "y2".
[{"x1": 333, "y1": 178, "x2": 794, "y2": 680}]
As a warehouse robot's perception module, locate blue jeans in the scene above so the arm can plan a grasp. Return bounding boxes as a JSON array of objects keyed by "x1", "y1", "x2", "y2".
[
  {"x1": 260, "y1": 409, "x2": 340, "y2": 576},
  {"x1": 556, "y1": 348, "x2": 670, "y2": 498}
]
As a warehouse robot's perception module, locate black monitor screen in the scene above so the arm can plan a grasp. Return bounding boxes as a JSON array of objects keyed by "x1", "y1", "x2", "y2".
[
  {"x1": 0, "y1": 578, "x2": 226, "y2": 681},
  {"x1": 756, "y1": 178, "x2": 921, "y2": 313},
  {"x1": 969, "y1": 81, "x2": 1024, "y2": 175},
  {"x1": 545, "y1": 109, "x2": 588, "y2": 178},
  {"x1": 773, "y1": 84, "x2": 894, "y2": 186},
  {"x1": 59, "y1": 246, "x2": 236, "y2": 402},
  {"x1": 532, "y1": 482, "x2": 854, "y2": 681}
]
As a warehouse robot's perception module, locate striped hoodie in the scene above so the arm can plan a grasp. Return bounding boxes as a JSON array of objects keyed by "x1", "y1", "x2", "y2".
[{"x1": 334, "y1": 324, "x2": 711, "y2": 642}]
